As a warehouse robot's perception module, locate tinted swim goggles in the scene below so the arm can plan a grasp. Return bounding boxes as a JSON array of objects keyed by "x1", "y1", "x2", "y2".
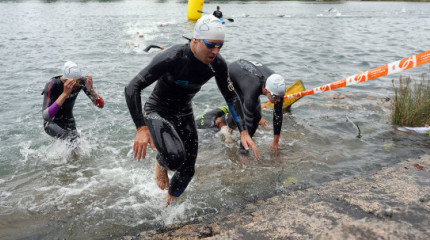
[{"x1": 202, "y1": 39, "x2": 223, "y2": 49}]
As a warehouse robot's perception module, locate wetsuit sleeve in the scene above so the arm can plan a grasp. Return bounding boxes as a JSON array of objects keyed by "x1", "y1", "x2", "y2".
[
  {"x1": 240, "y1": 86, "x2": 262, "y2": 135},
  {"x1": 125, "y1": 51, "x2": 174, "y2": 129},
  {"x1": 273, "y1": 99, "x2": 284, "y2": 135},
  {"x1": 214, "y1": 65, "x2": 247, "y2": 132},
  {"x1": 42, "y1": 80, "x2": 58, "y2": 121},
  {"x1": 216, "y1": 106, "x2": 230, "y2": 116},
  {"x1": 82, "y1": 82, "x2": 104, "y2": 108},
  {"x1": 144, "y1": 45, "x2": 163, "y2": 52}
]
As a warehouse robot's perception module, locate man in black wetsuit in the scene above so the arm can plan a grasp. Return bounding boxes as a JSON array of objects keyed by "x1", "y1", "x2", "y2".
[
  {"x1": 213, "y1": 6, "x2": 223, "y2": 19},
  {"x1": 195, "y1": 106, "x2": 231, "y2": 130},
  {"x1": 194, "y1": 106, "x2": 236, "y2": 142},
  {"x1": 42, "y1": 61, "x2": 104, "y2": 142},
  {"x1": 125, "y1": 15, "x2": 259, "y2": 205},
  {"x1": 196, "y1": 59, "x2": 287, "y2": 154},
  {"x1": 195, "y1": 105, "x2": 269, "y2": 136}
]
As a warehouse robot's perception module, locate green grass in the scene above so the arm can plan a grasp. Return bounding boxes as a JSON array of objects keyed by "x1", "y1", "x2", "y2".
[{"x1": 391, "y1": 73, "x2": 430, "y2": 127}]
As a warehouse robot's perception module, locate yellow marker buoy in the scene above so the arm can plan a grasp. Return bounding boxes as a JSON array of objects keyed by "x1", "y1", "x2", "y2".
[{"x1": 187, "y1": 0, "x2": 204, "y2": 21}]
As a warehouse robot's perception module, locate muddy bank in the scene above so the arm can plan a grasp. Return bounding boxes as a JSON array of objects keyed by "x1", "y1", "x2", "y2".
[{"x1": 121, "y1": 155, "x2": 430, "y2": 239}]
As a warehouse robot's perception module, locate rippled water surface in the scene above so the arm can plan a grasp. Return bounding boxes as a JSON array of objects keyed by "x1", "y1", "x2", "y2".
[{"x1": 0, "y1": 1, "x2": 429, "y2": 239}]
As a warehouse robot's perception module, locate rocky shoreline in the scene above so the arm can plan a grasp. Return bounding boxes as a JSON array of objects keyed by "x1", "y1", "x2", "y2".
[{"x1": 121, "y1": 155, "x2": 430, "y2": 239}]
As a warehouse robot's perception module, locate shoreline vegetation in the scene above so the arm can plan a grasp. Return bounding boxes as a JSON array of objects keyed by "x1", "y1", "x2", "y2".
[{"x1": 392, "y1": 73, "x2": 430, "y2": 128}]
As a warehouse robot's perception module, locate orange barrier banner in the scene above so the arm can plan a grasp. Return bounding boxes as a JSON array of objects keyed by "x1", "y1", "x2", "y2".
[{"x1": 262, "y1": 50, "x2": 430, "y2": 108}]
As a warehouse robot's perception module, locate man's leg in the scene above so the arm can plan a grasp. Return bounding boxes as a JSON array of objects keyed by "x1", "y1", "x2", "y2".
[
  {"x1": 155, "y1": 160, "x2": 169, "y2": 190},
  {"x1": 166, "y1": 114, "x2": 198, "y2": 198},
  {"x1": 154, "y1": 159, "x2": 178, "y2": 205},
  {"x1": 144, "y1": 112, "x2": 190, "y2": 203}
]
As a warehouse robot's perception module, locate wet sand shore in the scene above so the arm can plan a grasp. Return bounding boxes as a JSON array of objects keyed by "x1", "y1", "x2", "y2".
[{"x1": 121, "y1": 154, "x2": 430, "y2": 239}]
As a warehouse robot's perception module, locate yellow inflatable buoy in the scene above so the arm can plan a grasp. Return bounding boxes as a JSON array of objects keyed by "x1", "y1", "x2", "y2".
[{"x1": 187, "y1": 0, "x2": 204, "y2": 21}]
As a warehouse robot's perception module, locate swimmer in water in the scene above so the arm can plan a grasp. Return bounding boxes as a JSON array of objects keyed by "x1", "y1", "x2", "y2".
[
  {"x1": 42, "y1": 61, "x2": 104, "y2": 144},
  {"x1": 195, "y1": 106, "x2": 269, "y2": 143},
  {"x1": 196, "y1": 60, "x2": 287, "y2": 155},
  {"x1": 213, "y1": 6, "x2": 223, "y2": 19},
  {"x1": 144, "y1": 45, "x2": 165, "y2": 52},
  {"x1": 125, "y1": 15, "x2": 259, "y2": 205}
]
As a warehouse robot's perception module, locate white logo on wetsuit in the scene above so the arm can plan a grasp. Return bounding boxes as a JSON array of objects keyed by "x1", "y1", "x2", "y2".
[
  {"x1": 249, "y1": 61, "x2": 263, "y2": 67},
  {"x1": 227, "y1": 73, "x2": 234, "y2": 91},
  {"x1": 68, "y1": 92, "x2": 79, "y2": 98}
]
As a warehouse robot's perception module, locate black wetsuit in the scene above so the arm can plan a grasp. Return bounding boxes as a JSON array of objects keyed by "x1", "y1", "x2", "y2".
[
  {"x1": 226, "y1": 59, "x2": 284, "y2": 153},
  {"x1": 42, "y1": 76, "x2": 98, "y2": 141},
  {"x1": 144, "y1": 45, "x2": 163, "y2": 52},
  {"x1": 213, "y1": 10, "x2": 223, "y2": 19},
  {"x1": 125, "y1": 44, "x2": 246, "y2": 197},
  {"x1": 195, "y1": 106, "x2": 230, "y2": 130}
]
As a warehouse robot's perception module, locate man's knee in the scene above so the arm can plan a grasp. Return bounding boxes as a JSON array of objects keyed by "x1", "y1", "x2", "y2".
[{"x1": 156, "y1": 150, "x2": 187, "y2": 171}]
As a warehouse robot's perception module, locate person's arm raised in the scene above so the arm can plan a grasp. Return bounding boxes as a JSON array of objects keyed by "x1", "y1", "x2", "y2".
[
  {"x1": 42, "y1": 78, "x2": 75, "y2": 121},
  {"x1": 56, "y1": 78, "x2": 75, "y2": 106},
  {"x1": 83, "y1": 75, "x2": 104, "y2": 108}
]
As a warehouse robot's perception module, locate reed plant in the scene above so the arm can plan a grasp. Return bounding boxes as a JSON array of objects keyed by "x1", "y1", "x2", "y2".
[{"x1": 391, "y1": 73, "x2": 430, "y2": 127}]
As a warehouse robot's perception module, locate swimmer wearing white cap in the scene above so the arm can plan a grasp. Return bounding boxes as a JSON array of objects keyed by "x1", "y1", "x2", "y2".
[
  {"x1": 190, "y1": 14, "x2": 225, "y2": 64},
  {"x1": 125, "y1": 14, "x2": 259, "y2": 205},
  {"x1": 42, "y1": 61, "x2": 104, "y2": 143},
  {"x1": 194, "y1": 59, "x2": 288, "y2": 153}
]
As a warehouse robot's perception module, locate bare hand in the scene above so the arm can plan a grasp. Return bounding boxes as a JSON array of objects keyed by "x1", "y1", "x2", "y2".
[
  {"x1": 133, "y1": 126, "x2": 156, "y2": 161},
  {"x1": 258, "y1": 118, "x2": 270, "y2": 130},
  {"x1": 269, "y1": 135, "x2": 280, "y2": 153},
  {"x1": 269, "y1": 141, "x2": 279, "y2": 152},
  {"x1": 240, "y1": 131, "x2": 259, "y2": 160},
  {"x1": 63, "y1": 78, "x2": 76, "y2": 96},
  {"x1": 85, "y1": 75, "x2": 93, "y2": 90}
]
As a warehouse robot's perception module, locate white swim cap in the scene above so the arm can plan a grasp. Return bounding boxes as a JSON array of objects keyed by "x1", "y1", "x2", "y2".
[
  {"x1": 266, "y1": 74, "x2": 286, "y2": 96},
  {"x1": 63, "y1": 61, "x2": 82, "y2": 79},
  {"x1": 193, "y1": 15, "x2": 225, "y2": 41}
]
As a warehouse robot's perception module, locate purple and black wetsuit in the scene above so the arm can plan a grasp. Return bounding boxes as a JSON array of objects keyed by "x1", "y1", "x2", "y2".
[{"x1": 42, "y1": 76, "x2": 103, "y2": 141}]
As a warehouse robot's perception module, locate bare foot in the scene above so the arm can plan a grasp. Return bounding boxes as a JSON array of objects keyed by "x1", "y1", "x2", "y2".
[
  {"x1": 166, "y1": 193, "x2": 177, "y2": 206},
  {"x1": 155, "y1": 162, "x2": 169, "y2": 190}
]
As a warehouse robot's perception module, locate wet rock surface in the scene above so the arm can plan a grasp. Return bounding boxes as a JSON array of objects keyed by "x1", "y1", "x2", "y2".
[{"x1": 121, "y1": 155, "x2": 430, "y2": 239}]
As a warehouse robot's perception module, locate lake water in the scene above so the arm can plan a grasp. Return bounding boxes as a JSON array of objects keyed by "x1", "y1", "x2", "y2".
[{"x1": 0, "y1": 1, "x2": 429, "y2": 239}]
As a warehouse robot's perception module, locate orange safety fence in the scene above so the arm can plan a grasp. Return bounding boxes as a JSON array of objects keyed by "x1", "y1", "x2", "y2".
[{"x1": 262, "y1": 50, "x2": 430, "y2": 108}]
